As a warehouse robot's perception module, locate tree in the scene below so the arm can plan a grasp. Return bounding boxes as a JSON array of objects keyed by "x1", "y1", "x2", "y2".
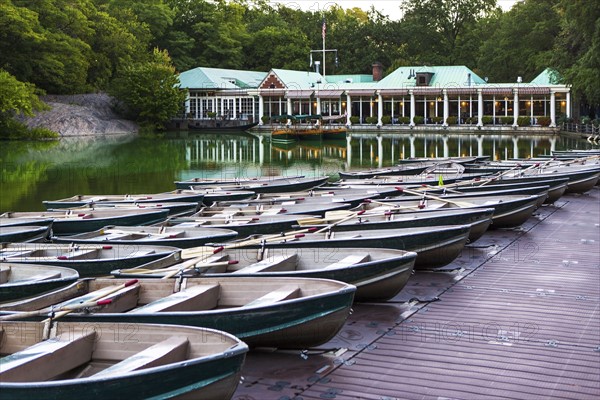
[
  {"x1": 477, "y1": 0, "x2": 561, "y2": 82},
  {"x1": 0, "y1": 69, "x2": 47, "y2": 119},
  {"x1": 108, "y1": 48, "x2": 187, "y2": 129}
]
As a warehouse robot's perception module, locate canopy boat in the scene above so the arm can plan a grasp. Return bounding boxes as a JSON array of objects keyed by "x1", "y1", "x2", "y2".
[
  {"x1": 0, "y1": 263, "x2": 79, "y2": 303},
  {"x1": 271, "y1": 114, "x2": 347, "y2": 142},
  {"x1": 0, "y1": 243, "x2": 178, "y2": 277},
  {"x1": 362, "y1": 193, "x2": 543, "y2": 229},
  {"x1": 213, "y1": 225, "x2": 471, "y2": 269},
  {"x1": 113, "y1": 247, "x2": 417, "y2": 302},
  {"x1": 166, "y1": 213, "x2": 319, "y2": 237},
  {"x1": 42, "y1": 192, "x2": 205, "y2": 209},
  {"x1": 192, "y1": 201, "x2": 351, "y2": 217},
  {"x1": 188, "y1": 118, "x2": 258, "y2": 131},
  {"x1": 177, "y1": 176, "x2": 330, "y2": 194},
  {"x1": 0, "y1": 321, "x2": 248, "y2": 400},
  {"x1": 52, "y1": 225, "x2": 238, "y2": 249},
  {"x1": 0, "y1": 225, "x2": 51, "y2": 243},
  {"x1": 0, "y1": 276, "x2": 356, "y2": 348},
  {"x1": 174, "y1": 175, "x2": 304, "y2": 189},
  {"x1": 338, "y1": 165, "x2": 429, "y2": 179},
  {"x1": 1, "y1": 208, "x2": 169, "y2": 235},
  {"x1": 295, "y1": 207, "x2": 495, "y2": 243}
]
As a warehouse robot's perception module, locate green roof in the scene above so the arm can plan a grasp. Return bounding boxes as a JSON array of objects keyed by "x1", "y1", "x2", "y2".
[
  {"x1": 378, "y1": 66, "x2": 486, "y2": 88},
  {"x1": 531, "y1": 68, "x2": 562, "y2": 85},
  {"x1": 269, "y1": 69, "x2": 324, "y2": 89},
  {"x1": 178, "y1": 67, "x2": 266, "y2": 89},
  {"x1": 326, "y1": 74, "x2": 374, "y2": 83}
]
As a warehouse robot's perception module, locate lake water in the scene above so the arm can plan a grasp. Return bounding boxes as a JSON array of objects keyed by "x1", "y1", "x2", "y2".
[{"x1": 0, "y1": 131, "x2": 590, "y2": 212}]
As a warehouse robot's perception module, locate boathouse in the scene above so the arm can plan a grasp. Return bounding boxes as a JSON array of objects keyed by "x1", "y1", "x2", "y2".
[{"x1": 177, "y1": 65, "x2": 570, "y2": 129}]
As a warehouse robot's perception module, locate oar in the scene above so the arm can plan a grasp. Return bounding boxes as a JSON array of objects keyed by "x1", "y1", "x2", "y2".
[
  {"x1": 120, "y1": 260, "x2": 238, "y2": 275},
  {"x1": 0, "y1": 279, "x2": 139, "y2": 322},
  {"x1": 398, "y1": 187, "x2": 475, "y2": 208},
  {"x1": 314, "y1": 210, "x2": 365, "y2": 233},
  {"x1": 162, "y1": 247, "x2": 225, "y2": 279}
]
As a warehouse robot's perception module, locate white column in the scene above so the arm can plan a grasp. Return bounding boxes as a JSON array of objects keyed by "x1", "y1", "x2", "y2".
[
  {"x1": 409, "y1": 90, "x2": 415, "y2": 127},
  {"x1": 316, "y1": 98, "x2": 321, "y2": 116},
  {"x1": 221, "y1": 98, "x2": 225, "y2": 117},
  {"x1": 513, "y1": 89, "x2": 519, "y2": 128},
  {"x1": 286, "y1": 98, "x2": 292, "y2": 115},
  {"x1": 550, "y1": 91, "x2": 556, "y2": 127},
  {"x1": 492, "y1": 96, "x2": 496, "y2": 124},
  {"x1": 566, "y1": 91, "x2": 571, "y2": 118},
  {"x1": 423, "y1": 97, "x2": 427, "y2": 124},
  {"x1": 377, "y1": 93, "x2": 383, "y2": 126},
  {"x1": 530, "y1": 96, "x2": 534, "y2": 125},
  {"x1": 443, "y1": 89, "x2": 449, "y2": 127},
  {"x1": 258, "y1": 96, "x2": 264, "y2": 125},
  {"x1": 346, "y1": 94, "x2": 352, "y2": 126},
  {"x1": 477, "y1": 89, "x2": 483, "y2": 127}
]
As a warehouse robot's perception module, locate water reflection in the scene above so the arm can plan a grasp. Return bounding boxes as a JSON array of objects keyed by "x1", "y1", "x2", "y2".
[{"x1": 0, "y1": 131, "x2": 592, "y2": 212}]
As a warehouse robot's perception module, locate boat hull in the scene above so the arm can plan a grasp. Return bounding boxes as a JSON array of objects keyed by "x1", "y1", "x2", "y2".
[
  {"x1": 0, "y1": 263, "x2": 79, "y2": 303},
  {"x1": 0, "y1": 225, "x2": 51, "y2": 243}
]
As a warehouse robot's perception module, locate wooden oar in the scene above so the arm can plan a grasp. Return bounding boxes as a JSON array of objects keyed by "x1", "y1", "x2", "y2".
[
  {"x1": 162, "y1": 247, "x2": 225, "y2": 279},
  {"x1": 314, "y1": 210, "x2": 365, "y2": 233},
  {"x1": 120, "y1": 260, "x2": 238, "y2": 275},
  {"x1": 398, "y1": 187, "x2": 475, "y2": 208},
  {"x1": 0, "y1": 279, "x2": 139, "y2": 322}
]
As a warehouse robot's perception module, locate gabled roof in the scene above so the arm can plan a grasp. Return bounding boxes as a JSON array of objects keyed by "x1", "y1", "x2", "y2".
[
  {"x1": 266, "y1": 69, "x2": 324, "y2": 90},
  {"x1": 378, "y1": 66, "x2": 486, "y2": 88},
  {"x1": 530, "y1": 68, "x2": 562, "y2": 85},
  {"x1": 178, "y1": 67, "x2": 266, "y2": 90}
]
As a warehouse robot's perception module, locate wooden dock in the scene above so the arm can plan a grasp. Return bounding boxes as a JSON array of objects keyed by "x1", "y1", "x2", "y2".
[{"x1": 233, "y1": 187, "x2": 600, "y2": 399}]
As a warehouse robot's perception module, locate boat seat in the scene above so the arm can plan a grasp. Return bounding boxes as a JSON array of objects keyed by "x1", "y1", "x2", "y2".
[
  {"x1": 57, "y1": 284, "x2": 141, "y2": 313},
  {"x1": 93, "y1": 336, "x2": 189, "y2": 378},
  {"x1": 0, "y1": 330, "x2": 96, "y2": 382},
  {"x1": 129, "y1": 284, "x2": 220, "y2": 313},
  {"x1": 126, "y1": 249, "x2": 156, "y2": 257},
  {"x1": 200, "y1": 254, "x2": 230, "y2": 273},
  {"x1": 57, "y1": 249, "x2": 100, "y2": 260},
  {"x1": 6, "y1": 271, "x2": 62, "y2": 284},
  {"x1": 325, "y1": 253, "x2": 371, "y2": 269},
  {"x1": 230, "y1": 253, "x2": 298, "y2": 274},
  {"x1": 0, "y1": 265, "x2": 10, "y2": 283},
  {"x1": 245, "y1": 285, "x2": 301, "y2": 307}
]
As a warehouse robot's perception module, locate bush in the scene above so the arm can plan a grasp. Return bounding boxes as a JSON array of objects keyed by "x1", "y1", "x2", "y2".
[
  {"x1": 413, "y1": 116, "x2": 424, "y2": 124},
  {"x1": 0, "y1": 118, "x2": 58, "y2": 140},
  {"x1": 537, "y1": 116, "x2": 551, "y2": 127},
  {"x1": 431, "y1": 116, "x2": 443, "y2": 124},
  {"x1": 207, "y1": 112, "x2": 217, "y2": 119},
  {"x1": 446, "y1": 116, "x2": 457, "y2": 125},
  {"x1": 261, "y1": 115, "x2": 270, "y2": 124},
  {"x1": 381, "y1": 115, "x2": 391, "y2": 125},
  {"x1": 482, "y1": 116, "x2": 494, "y2": 125},
  {"x1": 517, "y1": 116, "x2": 531, "y2": 126},
  {"x1": 500, "y1": 116, "x2": 513, "y2": 125},
  {"x1": 398, "y1": 116, "x2": 410, "y2": 124},
  {"x1": 350, "y1": 116, "x2": 360, "y2": 124},
  {"x1": 365, "y1": 116, "x2": 378, "y2": 124}
]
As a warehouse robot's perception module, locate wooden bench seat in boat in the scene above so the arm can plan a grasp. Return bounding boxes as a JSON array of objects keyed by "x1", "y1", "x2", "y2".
[
  {"x1": 57, "y1": 284, "x2": 141, "y2": 313},
  {"x1": 245, "y1": 285, "x2": 301, "y2": 307},
  {"x1": 129, "y1": 284, "x2": 220, "y2": 313},
  {"x1": 324, "y1": 253, "x2": 371, "y2": 269},
  {"x1": 57, "y1": 249, "x2": 100, "y2": 260},
  {"x1": 93, "y1": 336, "x2": 189, "y2": 378},
  {"x1": 230, "y1": 253, "x2": 298, "y2": 274},
  {"x1": 0, "y1": 265, "x2": 10, "y2": 283},
  {"x1": 0, "y1": 330, "x2": 96, "y2": 382}
]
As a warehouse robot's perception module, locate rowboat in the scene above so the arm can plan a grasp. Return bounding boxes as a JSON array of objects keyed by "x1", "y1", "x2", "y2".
[
  {"x1": 295, "y1": 207, "x2": 495, "y2": 243},
  {"x1": 174, "y1": 175, "x2": 304, "y2": 189},
  {"x1": 192, "y1": 201, "x2": 351, "y2": 217},
  {"x1": 0, "y1": 263, "x2": 79, "y2": 302},
  {"x1": 398, "y1": 156, "x2": 489, "y2": 165},
  {"x1": 361, "y1": 194, "x2": 543, "y2": 229},
  {"x1": 215, "y1": 225, "x2": 471, "y2": 269},
  {"x1": 52, "y1": 225, "x2": 238, "y2": 249},
  {"x1": 212, "y1": 193, "x2": 376, "y2": 209},
  {"x1": 0, "y1": 276, "x2": 356, "y2": 348},
  {"x1": 54, "y1": 201, "x2": 201, "y2": 217},
  {"x1": 0, "y1": 243, "x2": 178, "y2": 277},
  {"x1": 0, "y1": 225, "x2": 51, "y2": 243},
  {"x1": 175, "y1": 176, "x2": 330, "y2": 193},
  {"x1": 0, "y1": 217, "x2": 53, "y2": 229},
  {"x1": 42, "y1": 192, "x2": 205, "y2": 209},
  {"x1": 113, "y1": 247, "x2": 417, "y2": 301},
  {"x1": 336, "y1": 172, "x2": 488, "y2": 187},
  {"x1": 338, "y1": 165, "x2": 429, "y2": 179},
  {"x1": 1, "y1": 208, "x2": 169, "y2": 235},
  {"x1": 166, "y1": 214, "x2": 319, "y2": 237},
  {"x1": 176, "y1": 188, "x2": 255, "y2": 205},
  {"x1": 0, "y1": 321, "x2": 248, "y2": 400}
]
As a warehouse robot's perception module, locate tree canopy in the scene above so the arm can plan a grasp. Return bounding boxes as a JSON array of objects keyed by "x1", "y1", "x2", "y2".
[{"x1": 1, "y1": 0, "x2": 599, "y2": 128}]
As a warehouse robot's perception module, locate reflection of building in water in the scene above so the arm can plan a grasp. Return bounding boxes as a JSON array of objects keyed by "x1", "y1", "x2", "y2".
[{"x1": 183, "y1": 133, "x2": 570, "y2": 173}]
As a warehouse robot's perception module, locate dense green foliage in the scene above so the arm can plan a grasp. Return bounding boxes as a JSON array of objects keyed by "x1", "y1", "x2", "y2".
[{"x1": 1, "y1": 0, "x2": 599, "y2": 136}]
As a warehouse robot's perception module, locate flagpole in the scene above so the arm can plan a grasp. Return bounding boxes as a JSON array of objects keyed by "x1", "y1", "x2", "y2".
[{"x1": 322, "y1": 19, "x2": 326, "y2": 78}]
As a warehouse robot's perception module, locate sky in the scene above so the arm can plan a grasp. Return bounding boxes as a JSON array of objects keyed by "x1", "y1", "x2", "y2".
[{"x1": 270, "y1": 1, "x2": 519, "y2": 21}]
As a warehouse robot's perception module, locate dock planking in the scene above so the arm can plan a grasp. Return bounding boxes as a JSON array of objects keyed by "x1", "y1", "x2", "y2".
[{"x1": 233, "y1": 187, "x2": 600, "y2": 399}]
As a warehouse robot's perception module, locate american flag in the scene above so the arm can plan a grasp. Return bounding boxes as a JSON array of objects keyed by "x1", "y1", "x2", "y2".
[{"x1": 322, "y1": 18, "x2": 326, "y2": 40}]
